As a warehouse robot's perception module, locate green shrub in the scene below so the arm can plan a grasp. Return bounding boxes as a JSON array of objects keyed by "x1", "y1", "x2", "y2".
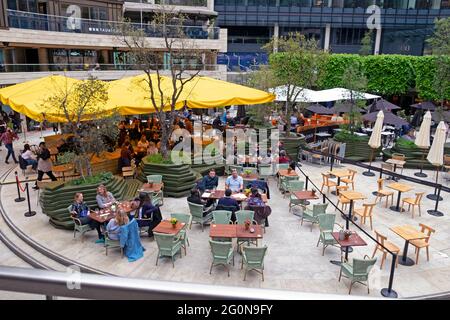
[
  {"x1": 395, "y1": 137, "x2": 418, "y2": 149},
  {"x1": 334, "y1": 130, "x2": 368, "y2": 142},
  {"x1": 146, "y1": 153, "x2": 174, "y2": 164},
  {"x1": 55, "y1": 152, "x2": 75, "y2": 165},
  {"x1": 68, "y1": 171, "x2": 113, "y2": 186}
]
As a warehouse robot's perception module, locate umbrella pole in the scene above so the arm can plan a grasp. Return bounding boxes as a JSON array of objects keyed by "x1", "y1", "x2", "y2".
[
  {"x1": 363, "y1": 148, "x2": 376, "y2": 176},
  {"x1": 427, "y1": 165, "x2": 443, "y2": 201},
  {"x1": 414, "y1": 149, "x2": 427, "y2": 178}
]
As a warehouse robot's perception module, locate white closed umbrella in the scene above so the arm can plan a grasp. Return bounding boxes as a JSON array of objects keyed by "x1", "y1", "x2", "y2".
[
  {"x1": 364, "y1": 111, "x2": 384, "y2": 176},
  {"x1": 414, "y1": 111, "x2": 432, "y2": 177},
  {"x1": 426, "y1": 121, "x2": 447, "y2": 203}
]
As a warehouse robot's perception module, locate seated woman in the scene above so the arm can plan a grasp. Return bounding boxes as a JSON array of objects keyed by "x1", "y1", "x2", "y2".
[
  {"x1": 118, "y1": 141, "x2": 133, "y2": 170},
  {"x1": 277, "y1": 150, "x2": 290, "y2": 164},
  {"x1": 96, "y1": 184, "x2": 116, "y2": 209},
  {"x1": 135, "y1": 135, "x2": 149, "y2": 165},
  {"x1": 106, "y1": 208, "x2": 129, "y2": 241},
  {"x1": 70, "y1": 192, "x2": 104, "y2": 243},
  {"x1": 147, "y1": 142, "x2": 159, "y2": 156},
  {"x1": 21, "y1": 144, "x2": 38, "y2": 170},
  {"x1": 245, "y1": 188, "x2": 271, "y2": 227},
  {"x1": 134, "y1": 193, "x2": 162, "y2": 237},
  {"x1": 187, "y1": 188, "x2": 214, "y2": 216}
]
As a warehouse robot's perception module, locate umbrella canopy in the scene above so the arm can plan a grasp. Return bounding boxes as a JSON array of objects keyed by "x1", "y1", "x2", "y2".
[
  {"x1": 411, "y1": 101, "x2": 436, "y2": 111},
  {"x1": 0, "y1": 75, "x2": 83, "y2": 122},
  {"x1": 315, "y1": 88, "x2": 380, "y2": 102},
  {"x1": 370, "y1": 99, "x2": 400, "y2": 112},
  {"x1": 306, "y1": 103, "x2": 335, "y2": 115},
  {"x1": 427, "y1": 121, "x2": 447, "y2": 166},
  {"x1": 368, "y1": 111, "x2": 384, "y2": 149},
  {"x1": 415, "y1": 111, "x2": 432, "y2": 148},
  {"x1": 330, "y1": 101, "x2": 364, "y2": 114},
  {"x1": 431, "y1": 110, "x2": 450, "y2": 123},
  {"x1": 271, "y1": 85, "x2": 316, "y2": 103},
  {"x1": 363, "y1": 110, "x2": 408, "y2": 128}
]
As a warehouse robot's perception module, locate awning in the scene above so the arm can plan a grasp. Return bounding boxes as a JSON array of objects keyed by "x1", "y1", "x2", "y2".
[{"x1": 272, "y1": 86, "x2": 380, "y2": 103}]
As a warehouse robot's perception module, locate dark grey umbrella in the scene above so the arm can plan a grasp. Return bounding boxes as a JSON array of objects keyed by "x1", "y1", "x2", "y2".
[
  {"x1": 411, "y1": 101, "x2": 436, "y2": 111},
  {"x1": 363, "y1": 110, "x2": 408, "y2": 128},
  {"x1": 306, "y1": 103, "x2": 334, "y2": 115},
  {"x1": 330, "y1": 102, "x2": 363, "y2": 113},
  {"x1": 371, "y1": 99, "x2": 400, "y2": 111}
]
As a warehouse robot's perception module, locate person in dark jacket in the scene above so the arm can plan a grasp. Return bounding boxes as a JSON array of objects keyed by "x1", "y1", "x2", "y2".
[
  {"x1": 198, "y1": 169, "x2": 219, "y2": 192},
  {"x1": 187, "y1": 188, "x2": 214, "y2": 216},
  {"x1": 70, "y1": 192, "x2": 104, "y2": 243},
  {"x1": 134, "y1": 193, "x2": 162, "y2": 238},
  {"x1": 216, "y1": 189, "x2": 240, "y2": 222}
]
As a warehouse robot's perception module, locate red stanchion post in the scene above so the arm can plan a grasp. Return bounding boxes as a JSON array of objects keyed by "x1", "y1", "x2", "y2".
[
  {"x1": 14, "y1": 171, "x2": 25, "y2": 202},
  {"x1": 24, "y1": 183, "x2": 36, "y2": 217}
]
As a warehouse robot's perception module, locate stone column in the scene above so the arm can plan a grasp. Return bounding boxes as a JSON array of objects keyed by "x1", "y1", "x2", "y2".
[
  {"x1": 207, "y1": 0, "x2": 214, "y2": 10},
  {"x1": 324, "y1": 24, "x2": 331, "y2": 51},
  {"x1": 38, "y1": 48, "x2": 49, "y2": 71},
  {"x1": 374, "y1": 27, "x2": 382, "y2": 55},
  {"x1": 3, "y1": 48, "x2": 13, "y2": 72},
  {"x1": 100, "y1": 49, "x2": 109, "y2": 65},
  {"x1": 273, "y1": 23, "x2": 279, "y2": 53}
]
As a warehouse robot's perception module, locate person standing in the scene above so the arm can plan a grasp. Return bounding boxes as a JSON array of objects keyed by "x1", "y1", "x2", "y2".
[
  {"x1": 33, "y1": 142, "x2": 57, "y2": 190},
  {"x1": 0, "y1": 128, "x2": 19, "y2": 164}
]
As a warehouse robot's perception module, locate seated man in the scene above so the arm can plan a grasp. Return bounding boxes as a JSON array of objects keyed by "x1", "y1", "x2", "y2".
[
  {"x1": 187, "y1": 188, "x2": 214, "y2": 216},
  {"x1": 225, "y1": 169, "x2": 243, "y2": 193},
  {"x1": 198, "y1": 169, "x2": 219, "y2": 193},
  {"x1": 216, "y1": 188, "x2": 240, "y2": 222}
]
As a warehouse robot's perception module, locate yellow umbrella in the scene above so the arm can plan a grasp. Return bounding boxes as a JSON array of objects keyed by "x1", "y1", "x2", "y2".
[
  {"x1": 0, "y1": 75, "x2": 81, "y2": 122},
  {"x1": 178, "y1": 76, "x2": 276, "y2": 109},
  {"x1": 106, "y1": 74, "x2": 174, "y2": 115}
]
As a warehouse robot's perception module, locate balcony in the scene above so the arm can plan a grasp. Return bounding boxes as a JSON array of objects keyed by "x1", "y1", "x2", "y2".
[
  {"x1": 127, "y1": 0, "x2": 208, "y2": 6},
  {"x1": 6, "y1": 9, "x2": 219, "y2": 39}
]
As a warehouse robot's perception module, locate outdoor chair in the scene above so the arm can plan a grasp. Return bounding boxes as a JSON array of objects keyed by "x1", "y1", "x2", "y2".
[
  {"x1": 146, "y1": 174, "x2": 164, "y2": 205},
  {"x1": 338, "y1": 255, "x2": 377, "y2": 294},
  {"x1": 276, "y1": 163, "x2": 290, "y2": 187},
  {"x1": 381, "y1": 163, "x2": 394, "y2": 179},
  {"x1": 68, "y1": 205, "x2": 93, "y2": 242},
  {"x1": 301, "y1": 203, "x2": 328, "y2": 231},
  {"x1": 285, "y1": 179, "x2": 304, "y2": 199},
  {"x1": 371, "y1": 230, "x2": 400, "y2": 269},
  {"x1": 188, "y1": 201, "x2": 213, "y2": 232},
  {"x1": 410, "y1": 223, "x2": 435, "y2": 265},
  {"x1": 391, "y1": 153, "x2": 406, "y2": 174},
  {"x1": 235, "y1": 210, "x2": 257, "y2": 250},
  {"x1": 241, "y1": 245, "x2": 268, "y2": 281},
  {"x1": 341, "y1": 169, "x2": 357, "y2": 190},
  {"x1": 353, "y1": 203, "x2": 376, "y2": 230},
  {"x1": 146, "y1": 174, "x2": 163, "y2": 184},
  {"x1": 209, "y1": 240, "x2": 234, "y2": 276},
  {"x1": 287, "y1": 180, "x2": 305, "y2": 212},
  {"x1": 258, "y1": 164, "x2": 273, "y2": 181},
  {"x1": 320, "y1": 173, "x2": 337, "y2": 195},
  {"x1": 336, "y1": 186, "x2": 351, "y2": 211},
  {"x1": 374, "y1": 178, "x2": 394, "y2": 208},
  {"x1": 104, "y1": 231, "x2": 123, "y2": 257},
  {"x1": 171, "y1": 213, "x2": 191, "y2": 254},
  {"x1": 212, "y1": 210, "x2": 233, "y2": 225},
  {"x1": 401, "y1": 192, "x2": 424, "y2": 219},
  {"x1": 316, "y1": 213, "x2": 342, "y2": 256},
  {"x1": 226, "y1": 165, "x2": 243, "y2": 175},
  {"x1": 154, "y1": 232, "x2": 183, "y2": 268}
]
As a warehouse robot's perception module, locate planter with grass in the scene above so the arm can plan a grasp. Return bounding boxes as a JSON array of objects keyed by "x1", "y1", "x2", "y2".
[
  {"x1": 333, "y1": 131, "x2": 380, "y2": 162},
  {"x1": 280, "y1": 132, "x2": 307, "y2": 160}
]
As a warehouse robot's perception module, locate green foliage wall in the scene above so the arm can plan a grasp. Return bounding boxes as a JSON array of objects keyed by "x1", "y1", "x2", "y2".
[{"x1": 270, "y1": 53, "x2": 450, "y2": 100}]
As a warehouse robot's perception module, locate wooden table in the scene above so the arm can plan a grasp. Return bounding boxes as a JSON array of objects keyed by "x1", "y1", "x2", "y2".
[
  {"x1": 201, "y1": 190, "x2": 267, "y2": 203},
  {"x1": 340, "y1": 191, "x2": 366, "y2": 228},
  {"x1": 386, "y1": 159, "x2": 406, "y2": 181},
  {"x1": 138, "y1": 183, "x2": 163, "y2": 194},
  {"x1": 327, "y1": 169, "x2": 350, "y2": 195},
  {"x1": 331, "y1": 231, "x2": 367, "y2": 265},
  {"x1": 387, "y1": 183, "x2": 413, "y2": 212},
  {"x1": 390, "y1": 225, "x2": 429, "y2": 266},
  {"x1": 52, "y1": 164, "x2": 74, "y2": 181},
  {"x1": 153, "y1": 220, "x2": 185, "y2": 235},
  {"x1": 89, "y1": 209, "x2": 115, "y2": 223},
  {"x1": 293, "y1": 191, "x2": 319, "y2": 201},
  {"x1": 278, "y1": 169, "x2": 298, "y2": 177},
  {"x1": 240, "y1": 173, "x2": 259, "y2": 181},
  {"x1": 49, "y1": 146, "x2": 59, "y2": 162},
  {"x1": 209, "y1": 224, "x2": 263, "y2": 240}
]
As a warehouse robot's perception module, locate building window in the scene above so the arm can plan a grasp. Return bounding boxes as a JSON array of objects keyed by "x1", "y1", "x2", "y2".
[
  {"x1": 61, "y1": 4, "x2": 108, "y2": 21},
  {"x1": 8, "y1": 0, "x2": 37, "y2": 12},
  {"x1": 332, "y1": 28, "x2": 366, "y2": 45}
]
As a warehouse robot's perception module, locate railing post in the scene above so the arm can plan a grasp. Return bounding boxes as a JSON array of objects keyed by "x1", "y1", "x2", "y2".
[
  {"x1": 428, "y1": 184, "x2": 444, "y2": 217},
  {"x1": 24, "y1": 183, "x2": 36, "y2": 217},
  {"x1": 305, "y1": 175, "x2": 309, "y2": 190},
  {"x1": 381, "y1": 253, "x2": 398, "y2": 298},
  {"x1": 14, "y1": 172, "x2": 25, "y2": 202}
]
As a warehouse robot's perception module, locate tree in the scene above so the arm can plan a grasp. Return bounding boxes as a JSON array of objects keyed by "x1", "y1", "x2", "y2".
[
  {"x1": 359, "y1": 30, "x2": 373, "y2": 56},
  {"x1": 119, "y1": 9, "x2": 206, "y2": 160},
  {"x1": 426, "y1": 17, "x2": 450, "y2": 121},
  {"x1": 42, "y1": 76, "x2": 118, "y2": 178},
  {"x1": 262, "y1": 32, "x2": 329, "y2": 133}
]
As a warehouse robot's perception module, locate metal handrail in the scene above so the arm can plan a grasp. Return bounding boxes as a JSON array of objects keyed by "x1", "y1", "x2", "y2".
[{"x1": 0, "y1": 266, "x2": 378, "y2": 300}]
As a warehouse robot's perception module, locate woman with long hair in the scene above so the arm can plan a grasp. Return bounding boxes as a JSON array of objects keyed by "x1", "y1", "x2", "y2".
[
  {"x1": 106, "y1": 209, "x2": 129, "y2": 241},
  {"x1": 134, "y1": 192, "x2": 162, "y2": 237}
]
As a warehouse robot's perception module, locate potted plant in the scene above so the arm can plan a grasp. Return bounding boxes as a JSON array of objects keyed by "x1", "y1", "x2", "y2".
[
  {"x1": 170, "y1": 217, "x2": 178, "y2": 228},
  {"x1": 311, "y1": 189, "x2": 316, "y2": 196},
  {"x1": 244, "y1": 218, "x2": 251, "y2": 231},
  {"x1": 287, "y1": 167, "x2": 293, "y2": 174},
  {"x1": 244, "y1": 188, "x2": 251, "y2": 196},
  {"x1": 244, "y1": 169, "x2": 252, "y2": 177}
]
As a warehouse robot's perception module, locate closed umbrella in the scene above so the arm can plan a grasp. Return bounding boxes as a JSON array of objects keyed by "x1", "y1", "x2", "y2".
[
  {"x1": 364, "y1": 111, "x2": 384, "y2": 177},
  {"x1": 426, "y1": 121, "x2": 446, "y2": 208},
  {"x1": 414, "y1": 111, "x2": 432, "y2": 177}
]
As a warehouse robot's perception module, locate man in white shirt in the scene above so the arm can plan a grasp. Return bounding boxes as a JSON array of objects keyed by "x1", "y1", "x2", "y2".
[{"x1": 225, "y1": 169, "x2": 243, "y2": 193}]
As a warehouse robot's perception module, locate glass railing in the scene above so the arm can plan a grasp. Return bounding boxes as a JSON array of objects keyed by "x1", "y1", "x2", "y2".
[
  {"x1": 6, "y1": 10, "x2": 219, "y2": 39},
  {"x1": 126, "y1": 0, "x2": 208, "y2": 6},
  {"x1": 0, "y1": 63, "x2": 221, "y2": 73}
]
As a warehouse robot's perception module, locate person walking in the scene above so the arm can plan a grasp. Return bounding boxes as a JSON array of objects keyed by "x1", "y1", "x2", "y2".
[
  {"x1": 0, "y1": 128, "x2": 19, "y2": 164},
  {"x1": 33, "y1": 142, "x2": 57, "y2": 190}
]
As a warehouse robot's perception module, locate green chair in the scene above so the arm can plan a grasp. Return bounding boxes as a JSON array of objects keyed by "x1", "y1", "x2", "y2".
[
  {"x1": 146, "y1": 175, "x2": 164, "y2": 206},
  {"x1": 280, "y1": 175, "x2": 299, "y2": 195},
  {"x1": 104, "y1": 231, "x2": 123, "y2": 257},
  {"x1": 339, "y1": 255, "x2": 377, "y2": 294},
  {"x1": 316, "y1": 213, "x2": 342, "y2": 256},
  {"x1": 226, "y1": 164, "x2": 243, "y2": 175},
  {"x1": 171, "y1": 213, "x2": 191, "y2": 253},
  {"x1": 154, "y1": 232, "x2": 183, "y2": 268},
  {"x1": 209, "y1": 240, "x2": 235, "y2": 276},
  {"x1": 188, "y1": 202, "x2": 213, "y2": 232},
  {"x1": 288, "y1": 180, "x2": 305, "y2": 211},
  {"x1": 241, "y1": 245, "x2": 268, "y2": 281},
  {"x1": 236, "y1": 210, "x2": 257, "y2": 250},
  {"x1": 212, "y1": 210, "x2": 232, "y2": 225},
  {"x1": 68, "y1": 205, "x2": 93, "y2": 242},
  {"x1": 258, "y1": 164, "x2": 273, "y2": 181},
  {"x1": 276, "y1": 163, "x2": 290, "y2": 188},
  {"x1": 301, "y1": 203, "x2": 328, "y2": 231}
]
